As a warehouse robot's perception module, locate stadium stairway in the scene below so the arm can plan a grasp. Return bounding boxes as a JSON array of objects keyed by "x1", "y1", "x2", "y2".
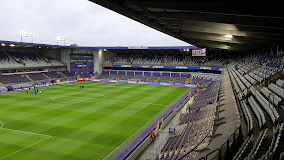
[
  {"x1": 194, "y1": 68, "x2": 241, "y2": 160},
  {"x1": 276, "y1": 131, "x2": 284, "y2": 159},
  {"x1": 42, "y1": 73, "x2": 51, "y2": 79},
  {"x1": 137, "y1": 96, "x2": 196, "y2": 160},
  {"x1": 58, "y1": 72, "x2": 66, "y2": 77},
  {"x1": 254, "y1": 137, "x2": 272, "y2": 159},
  {"x1": 189, "y1": 75, "x2": 193, "y2": 83},
  {"x1": 25, "y1": 75, "x2": 33, "y2": 81},
  {"x1": 3, "y1": 51, "x2": 24, "y2": 66},
  {"x1": 185, "y1": 78, "x2": 190, "y2": 84},
  {"x1": 90, "y1": 74, "x2": 97, "y2": 80}
]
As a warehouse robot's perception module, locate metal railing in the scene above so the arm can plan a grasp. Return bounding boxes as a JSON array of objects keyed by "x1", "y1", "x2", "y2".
[{"x1": 195, "y1": 67, "x2": 244, "y2": 160}]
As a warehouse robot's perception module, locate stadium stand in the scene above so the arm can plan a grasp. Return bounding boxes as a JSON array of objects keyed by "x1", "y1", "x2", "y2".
[
  {"x1": 130, "y1": 75, "x2": 147, "y2": 81},
  {"x1": 45, "y1": 57, "x2": 65, "y2": 66},
  {"x1": 120, "y1": 74, "x2": 133, "y2": 80},
  {"x1": 0, "y1": 51, "x2": 24, "y2": 68},
  {"x1": 28, "y1": 72, "x2": 49, "y2": 81},
  {"x1": 222, "y1": 52, "x2": 284, "y2": 160},
  {"x1": 61, "y1": 71, "x2": 74, "y2": 77},
  {"x1": 157, "y1": 76, "x2": 173, "y2": 83},
  {"x1": 0, "y1": 74, "x2": 30, "y2": 84},
  {"x1": 96, "y1": 73, "x2": 109, "y2": 79},
  {"x1": 107, "y1": 74, "x2": 122, "y2": 80},
  {"x1": 103, "y1": 53, "x2": 225, "y2": 67},
  {"x1": 42, "y1": 72, "x2": 65, "y2": 79},
  {"x1": 0, "y1": 71, "x2": 74, "y2": 84},
  {"x1": 146, "y1": 75, "x2": 159, "y2": 82},
  {"x1": 8, "y1": 52, "x2": 52, "y2": 67},
  {"x1": 156, "y1": 81, "x2": 219, "y2": 160},
  {"x1": 173, "y1": 77, "x2": 186, "y2": 84},
  {"x1": 0, "y1": 51, "x2": 65, "y2": 69}
]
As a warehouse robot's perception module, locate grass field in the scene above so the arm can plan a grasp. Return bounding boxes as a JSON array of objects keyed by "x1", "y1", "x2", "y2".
[{"x1": 0, "y1": 82, "x2": 190, "y2": 160}]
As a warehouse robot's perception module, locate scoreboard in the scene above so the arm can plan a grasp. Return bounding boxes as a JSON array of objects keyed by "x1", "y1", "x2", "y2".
[{"x1": 192, "y1": 48, "x2": 206, "y2": 56}]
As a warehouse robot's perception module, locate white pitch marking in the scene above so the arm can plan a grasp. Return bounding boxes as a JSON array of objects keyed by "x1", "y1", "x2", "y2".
[
  {"x1": 0, "y1": 121, "x2": 3, "y2": 128},
  {"x1": 0, "y1": 124, "x2": 52, "y2": 160},
  {"x1": 51, "y1": 94, "x2": 166, "y2": 107},
  {"x1": 0, "y1": 136, "x2": 52, "y2": 159},
  {"x1": 0, "y1": 128, "x2": 51, "y2": 137}
]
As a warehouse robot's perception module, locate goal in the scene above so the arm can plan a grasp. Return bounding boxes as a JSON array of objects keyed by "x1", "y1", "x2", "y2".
[{"x1": 128, "y1": 79, "x2": 141, "y2": 83}]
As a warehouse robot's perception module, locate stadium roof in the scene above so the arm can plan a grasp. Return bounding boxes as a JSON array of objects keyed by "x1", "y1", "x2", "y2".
[
  {"x1": 0, "y1": 40, "x2": 198, "y2": 51},
  {"x1": 90, "y1": 0, "x2": 284, "y2": 53}
]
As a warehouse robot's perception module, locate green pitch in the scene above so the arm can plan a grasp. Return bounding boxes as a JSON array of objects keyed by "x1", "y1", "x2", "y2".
[{"x1": 0, "y1": 82, "x2": 190, "y2": 160}]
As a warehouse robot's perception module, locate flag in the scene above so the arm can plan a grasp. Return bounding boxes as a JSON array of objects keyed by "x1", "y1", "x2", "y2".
[
  {"x1": 155, "y1": 120, "x2": 159, "y2": 130},
  {"x1": 161, "y1": 117, "x2": 163, "y2": 129}
]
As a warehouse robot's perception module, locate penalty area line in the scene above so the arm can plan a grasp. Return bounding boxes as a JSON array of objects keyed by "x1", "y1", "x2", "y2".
[
  {"x1": 0, "y1": 135, "x2": 52, "y2": 160},
  {"x1": 0, "y1": 128, "x2": 51, "y2": 137},
  {"x1": 0, "y1": 122, "x2": 52, "y2": 160}
]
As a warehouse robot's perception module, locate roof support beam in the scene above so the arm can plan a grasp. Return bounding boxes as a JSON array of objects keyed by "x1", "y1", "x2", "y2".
[{"x1": 151, "y1": 12, "x2": 284, "y2": 29}]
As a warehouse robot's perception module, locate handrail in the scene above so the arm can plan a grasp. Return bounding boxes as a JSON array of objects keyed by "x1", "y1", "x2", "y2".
[
  {"x1": 178, "y1": 80, "x2": 221, "y2": 159},
  {"x1": 206, "y1": 148, "x2": 220, "y2": 160},
  {"x1": 195, "y1": 67, "x2": 244, "y2": 160}
]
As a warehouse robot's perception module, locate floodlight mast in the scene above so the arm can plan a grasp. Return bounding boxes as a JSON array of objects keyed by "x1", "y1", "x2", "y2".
[
  {"x1": 19, "y1": 32, "x2": 34, "y2": 43},
  {"x1": 56, "y1": 37, "x2": 66, "y2": 45}
]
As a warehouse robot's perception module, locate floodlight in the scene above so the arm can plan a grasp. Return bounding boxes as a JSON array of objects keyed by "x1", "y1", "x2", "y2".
[
  {"x1": 19, "y1": 31, "x2": 34, "y2": 37},
  {"x1": 56, "y1": 37, "x2": 66, "y2": 45},
  {"x1": 224, "y1": 35, "x2": 233, "y2": 38},
  {"x1": 19, "y1": 31, "x2": 34, "y2": 42},
  {"x1": 1, "y1": 43, "x2": 5, "y2": 46},
  {"x1": 10, "y1": 44, "x2": 15, "y2": 47},
  {"x1": 56, "y1": 37, "x2": 65, "y2": 41}
]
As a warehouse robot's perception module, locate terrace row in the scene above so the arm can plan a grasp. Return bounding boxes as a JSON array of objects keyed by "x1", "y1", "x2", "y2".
[
  {"x1": 0, "y1": 71, "x2": 74, "y2": 84},
  {"x1": 0, "y1": 51, "x2": 65, "y2": 69},
  {"x1": 96, "y1": 71, "x2": 220, "y2": 85},
  {"x1": 228, "y1": 61, "x2": 284, "y2": 160}
]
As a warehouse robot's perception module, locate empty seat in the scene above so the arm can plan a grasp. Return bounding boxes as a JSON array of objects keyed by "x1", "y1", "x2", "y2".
[
  {"x1": 276, "y1": 79, "x2": 284, "y2": 88},
  {"x1": 250, "y1": 86, "x2": 279, "y2": 124},
  {"x1": 261, "y1": 87, "x2": 282, "y2": 106},
  {"x1": 269, "y1": 83, "x2": 284, "y2": 99},
  {"x1": 248, "y1": 96, "x2": 266, "y2": 128}
]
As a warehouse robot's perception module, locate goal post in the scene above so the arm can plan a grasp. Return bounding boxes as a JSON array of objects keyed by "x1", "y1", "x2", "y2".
[{"x1": 128, "y1": 79, "x2": 141, "y2": 83}]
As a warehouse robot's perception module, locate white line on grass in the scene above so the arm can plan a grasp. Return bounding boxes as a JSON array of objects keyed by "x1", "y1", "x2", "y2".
[
  {"x1": 0, "y1": 122, "x2": 52, "y2": 160},
  {"x1": 99, "y1": 99, "x2": 167, "y2": 107},
  {"x1": 51, "y1": 94, "x2": 166, "y2": 107},
  {"x1": 0, "y1": 135, "x2": 52, "y2": 160},
  {"x1": 103, "y1": 88, "x2": 190, "y2": 160},
  {"x1": 0, "y1": 128, "x2": 51, "y2": 137},
  {"x1": 51, "y1": 95, "x2": 104, "y2": 104}
]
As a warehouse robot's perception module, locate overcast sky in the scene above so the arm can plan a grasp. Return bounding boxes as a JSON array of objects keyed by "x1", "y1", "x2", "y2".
[{"x1": 0, "y1": 0, "x2": 191, "y2": 47}]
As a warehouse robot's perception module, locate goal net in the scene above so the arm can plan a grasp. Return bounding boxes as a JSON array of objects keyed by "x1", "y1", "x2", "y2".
[{"x1": 128, "y1": 79, "x2": 141, "y2": 83}]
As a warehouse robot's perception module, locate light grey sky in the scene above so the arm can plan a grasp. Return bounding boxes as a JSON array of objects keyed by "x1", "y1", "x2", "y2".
[{"x1": 0, "y1": 0, "x2": 190, "y2": 46}]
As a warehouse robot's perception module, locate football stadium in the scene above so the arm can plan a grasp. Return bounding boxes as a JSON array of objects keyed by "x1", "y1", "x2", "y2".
[{"x1": 1, "y1": 1, "x2": 284, "y2": 160}]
